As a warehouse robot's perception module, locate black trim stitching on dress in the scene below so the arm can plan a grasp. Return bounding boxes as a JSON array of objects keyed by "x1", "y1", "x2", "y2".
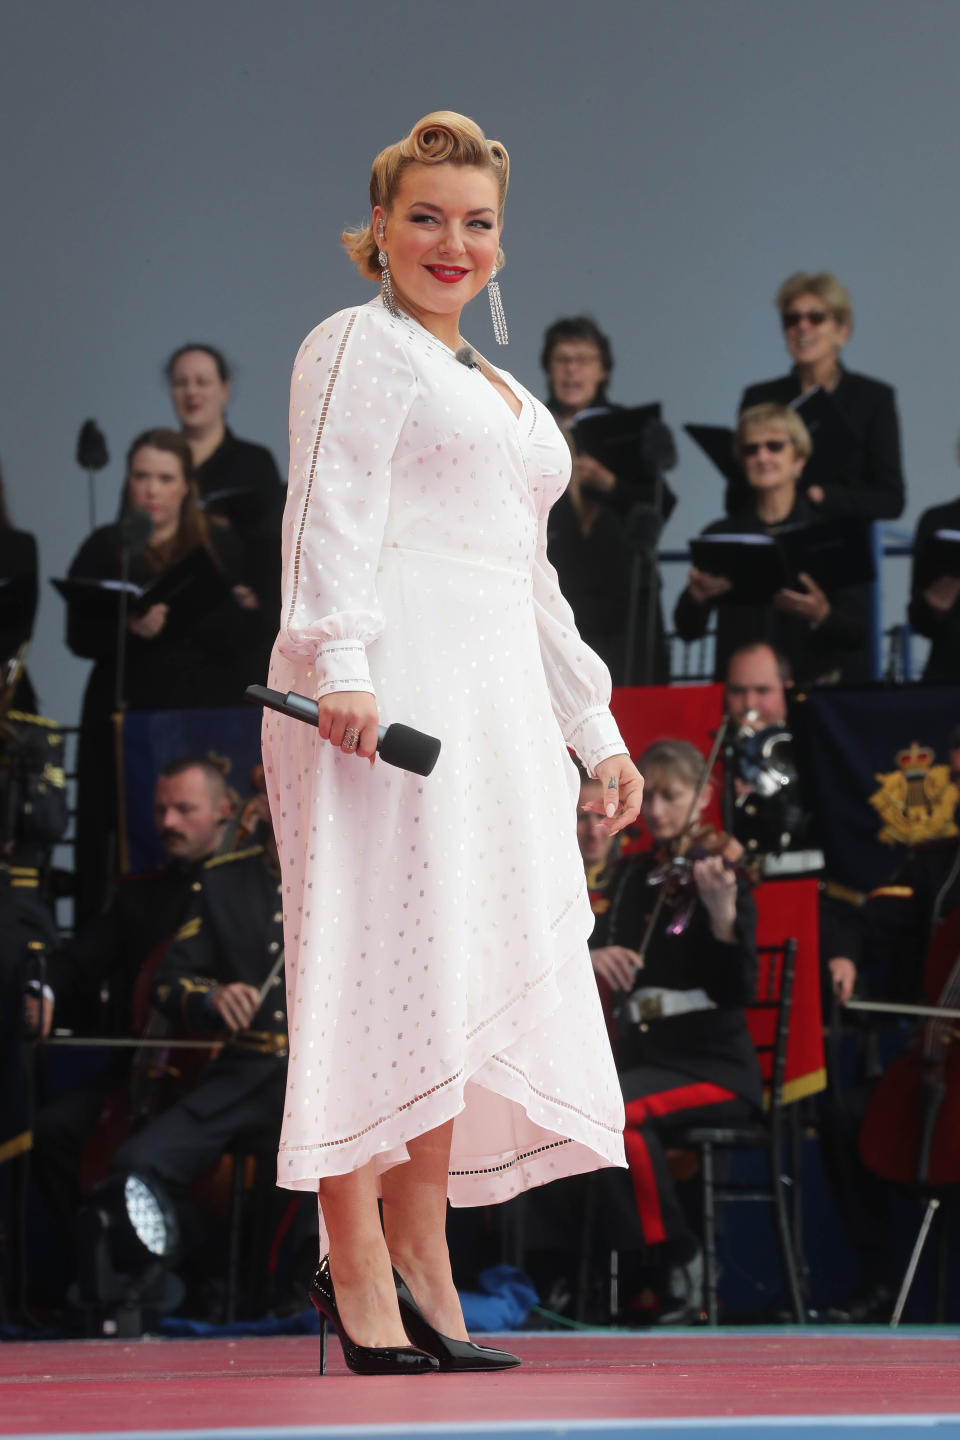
[
  {"x1": 279, "y1": 1066, "x2": 464, "y2": 1153},
  {"x1": 287, "y1": 312, "x2": 358, "y2": 630},
  {"x1": 491, "y1": 1053, "x2": 624, "y2": 1135},
  {"x1": 449, "y1": 1137, "x2": 572, "y2": 1177}
]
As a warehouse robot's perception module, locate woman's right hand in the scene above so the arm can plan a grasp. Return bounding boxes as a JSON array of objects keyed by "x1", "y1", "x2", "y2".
[
  {"x1": 687, "y1": 567, "x2": 732, "y2": 604},
  {"x1": 591, "y1": 945, "x2": 642, "y2": 993},
  {"x1": 127, "y1": 603, "x2": 169, "y2": 638},
  {"x1": 924, "y1": 576, "x2": 960, "y2": 613},
  {"x1": 316, "y1": 690, "x2": 380, "y2": 762}
]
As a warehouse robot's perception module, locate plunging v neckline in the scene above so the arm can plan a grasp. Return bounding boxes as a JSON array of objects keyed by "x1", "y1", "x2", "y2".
[
  {"x1": 381, "y1": 299, "x2": 524, "y2": 422},
  {"x1": 474, "y1": 353, "x2": 524, "y2": 422}
]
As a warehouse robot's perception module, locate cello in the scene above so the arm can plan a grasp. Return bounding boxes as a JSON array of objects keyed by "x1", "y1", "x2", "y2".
[{"x1": 858, "y1": 904, "x2": 960, "y2": 1187}]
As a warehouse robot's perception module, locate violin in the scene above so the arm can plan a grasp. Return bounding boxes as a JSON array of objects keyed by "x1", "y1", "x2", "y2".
[
  {"x1": 645, "y1": 822, "x2": 759, "y2": 940},
  {"x1": 859, "y1": 904, "x2": 960, "y2": 1186}
]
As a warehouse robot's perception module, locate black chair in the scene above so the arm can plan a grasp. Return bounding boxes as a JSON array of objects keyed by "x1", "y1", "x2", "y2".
[
  {"x1": 671, "y1": 938, "x2": 805, "y2": 1324},
  {"x1": 224, "y1": 1135, "x2": 276, "y2": 1323}
]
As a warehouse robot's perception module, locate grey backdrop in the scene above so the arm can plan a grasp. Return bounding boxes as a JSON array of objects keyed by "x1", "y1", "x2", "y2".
[{"x1": 4, "y1": 0, "x2": 957, "y2": 725}]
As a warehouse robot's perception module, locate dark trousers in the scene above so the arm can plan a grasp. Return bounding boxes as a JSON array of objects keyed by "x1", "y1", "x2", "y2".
[
  {"x1": 621, "y1": 1063, "x2": 754, "y2": 1252},
  {"x1": 109, "y1": 1065, "x2": 286, "y2": 1256}
]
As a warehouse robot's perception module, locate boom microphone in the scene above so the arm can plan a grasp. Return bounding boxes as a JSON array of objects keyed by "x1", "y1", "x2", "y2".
[{"x1": 245, "y1": 684, "x2": 441, "y2": 777}]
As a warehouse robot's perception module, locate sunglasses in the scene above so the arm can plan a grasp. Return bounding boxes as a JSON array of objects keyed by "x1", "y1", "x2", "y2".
[
  {"x1": 742, "y1": 439, "x2": 789, "y2": 457},
  {"x1": 782, "y1": 309, "x2": 830, "y2": 328}
]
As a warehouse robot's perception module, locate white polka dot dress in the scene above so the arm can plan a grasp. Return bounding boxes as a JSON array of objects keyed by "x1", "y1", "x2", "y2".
[{"x1": 262, "y1": 298, "x2": 628, "y2": 1231}]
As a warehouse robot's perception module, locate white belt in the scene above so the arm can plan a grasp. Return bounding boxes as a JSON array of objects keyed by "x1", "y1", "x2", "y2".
[
  {"x1": 622, "y1": 987, "x2": 716, "y2": 1024},
  {"x1": 762, "y1": 849, "x2": 824, "y2": 878}
]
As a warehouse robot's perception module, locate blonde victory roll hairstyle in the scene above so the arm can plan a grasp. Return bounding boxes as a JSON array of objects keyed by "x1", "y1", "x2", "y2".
[{"x1": 342, "y1": 111, "x2": 510, "y2": 280}]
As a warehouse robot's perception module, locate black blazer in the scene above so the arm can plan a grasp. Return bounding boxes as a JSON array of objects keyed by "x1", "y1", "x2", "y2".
[
  {"x1": 908, "y1": 496, "x2": 960, "y2": 682},
  {"x1": 673, "y1": 493, "x2": 873, "y2": 684},
  {"x1": 0, "y1": 527, "x2": 39, "y2": 712},
  {"x1": 66, "y1": 525, "x2": 255, "y2": 713},
  {"x1": 734, "y1": 368, "x2": 905, "y2": 522}
]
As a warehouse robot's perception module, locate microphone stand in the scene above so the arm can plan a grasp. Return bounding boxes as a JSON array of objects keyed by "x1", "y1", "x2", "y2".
[
  {"x1": 622, "y1": 502, "x2": 664, "y2": 687},
  {"x1": 114, "y1": 540, "x2": 133, "y2": 716},
  {"x1": 642, "y1": 460, "x2": 665, "y2": 687}
]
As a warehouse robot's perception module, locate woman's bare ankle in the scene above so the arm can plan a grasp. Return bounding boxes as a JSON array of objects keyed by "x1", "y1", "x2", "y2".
[
  {"x1": 324, "y1": 1244, "x2": 410, "y2": 1349},
  {"x1": 387, "y1": 1243, "x2": 469, "y2": 1341}
]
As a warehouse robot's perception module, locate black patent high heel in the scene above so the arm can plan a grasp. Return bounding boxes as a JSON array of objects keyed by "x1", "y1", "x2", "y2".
[
  {"x1": 308, "y1": 1256, "x2": 439, "y2": 1376},
  {"x1": 393, "y1": 1268, "x2": 521, "y2": 1372}
]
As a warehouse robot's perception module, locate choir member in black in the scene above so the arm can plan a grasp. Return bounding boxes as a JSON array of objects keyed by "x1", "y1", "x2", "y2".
[
  {"x1": 27, "y1": 758, "x2": 234, "y2": 1226},
  {"x1": 66, "y1": 428, "x2": 255, "y2": 919},
  {"x1": 674, "y1": 404, "x2": 872, "y2": 684},
  {"x1": 907, "y1": 488, "x2": 960, "y2": 683},
  {"x1": 166, "y1": 343, "x2": 283, "y2": 681},
  {"x1": 105, "y1": 796, "x2": 289, "y2": 1285},
  {"x1": 0, "y1": 461, "x2": 39, "y2": 715},
  {"x1": 732, "y1": 271, "x2": 905, "y2": 523},
  {"x1": 542, "y1": 316, "x2": 674, "y2": 683},
  {"x1": 604, "y1": 740, "x2": 761, "y2": 1316},
  {"x1": 546, "y1": 437, "x2": 635, "y2": 683}
]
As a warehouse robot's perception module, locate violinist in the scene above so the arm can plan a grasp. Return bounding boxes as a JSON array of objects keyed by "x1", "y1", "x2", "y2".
[
  {"x1": 598, "y1": 739, "x2": 762, "y2": 1321},
  {"x1": 27, "y1": 758, "x2": 234, "y2": 1237}
]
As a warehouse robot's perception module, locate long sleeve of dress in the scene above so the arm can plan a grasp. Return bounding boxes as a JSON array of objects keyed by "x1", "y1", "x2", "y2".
[
  {"x1": 275, "y1": 308, "x2": 418, "y2": 695},
  {"x1": 532, "y1": 507, "x2": 627, "y2": 775}
]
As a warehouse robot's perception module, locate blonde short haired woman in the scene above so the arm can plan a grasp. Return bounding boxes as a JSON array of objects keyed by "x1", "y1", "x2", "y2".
[{"x1": 729, "y1": 271, "x2": 905, "y2": 523}]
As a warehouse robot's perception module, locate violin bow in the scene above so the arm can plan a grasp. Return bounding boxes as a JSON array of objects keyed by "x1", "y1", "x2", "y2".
[{"x1": 844, "y1": 999, "x2": 960, "y2": 1021}]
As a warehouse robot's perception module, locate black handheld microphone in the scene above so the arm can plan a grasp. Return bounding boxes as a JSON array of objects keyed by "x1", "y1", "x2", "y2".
[{"x1": 245, "y1": 685, "x2": 441, "y2": 777}]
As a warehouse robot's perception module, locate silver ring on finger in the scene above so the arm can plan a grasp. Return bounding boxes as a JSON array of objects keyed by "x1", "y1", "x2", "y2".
[{"x1": 342, "y1": 727, "x2": 361, "y2": 751}]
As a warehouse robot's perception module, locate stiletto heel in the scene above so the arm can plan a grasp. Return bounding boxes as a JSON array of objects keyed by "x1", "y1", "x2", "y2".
[
  {"x1": 393, "y1": 1268, "x2": 521, "y2": 1372},
  {"x1": 308, "y1": 1256, "x2": 439, "y2": 1376}
]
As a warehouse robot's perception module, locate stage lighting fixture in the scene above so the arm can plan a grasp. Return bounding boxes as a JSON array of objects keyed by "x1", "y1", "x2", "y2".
[{"x1": 76, "y1": 1172, "x2": 181, "y2": 1336}]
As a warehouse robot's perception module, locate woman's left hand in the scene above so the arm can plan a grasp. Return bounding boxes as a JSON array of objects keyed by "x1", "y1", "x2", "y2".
[
  {"x1": 693, "y1": 855, "x2": 737, "y2": 940},
  {"x1": 575, "y1": 452, "x2": 616, "y2": 494},
  {"x1": 774, "y1": 571, "x2": 830, "y2": 625},
  {"x1": 232, "y1": 584, "x2": 261, "y2": 611},
  {"x1": 586, "y1": 754, "x2": 644, "y2": 835}
]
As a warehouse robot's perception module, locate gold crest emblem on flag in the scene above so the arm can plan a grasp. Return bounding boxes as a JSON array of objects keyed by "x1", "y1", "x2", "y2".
[{"x1": 869, "y1": 741, "x2": 959, "y2": 846}]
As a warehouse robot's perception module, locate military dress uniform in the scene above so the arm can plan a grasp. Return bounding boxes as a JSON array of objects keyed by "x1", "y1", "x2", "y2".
[
  {"x1": 109, "y1": 845, "x2": 288, "y2": 1206},
  {"x1": 30, "y1": 858, "x2": 206, "y2": 1218},
  {"x1": 596, "y1": 852, "x2": 762, "y2": 1255}
]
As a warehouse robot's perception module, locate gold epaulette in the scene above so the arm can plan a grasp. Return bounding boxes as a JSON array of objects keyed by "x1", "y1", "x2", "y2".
[
  {"x1": 867, "y1": 884, "x2": 915, "y2": 901},
  {"x1": 823, "y1": 879, "x2": 865, "y2": 907},
  {"x1": 6, "y1": 711, "x2": 61, "y2": 728},
  {"x1": 203, "y1": 845, "x2": 264, "y2": 870},
  {"x1": 174, "y1": 915, "x2": 202, "y2": 943}
]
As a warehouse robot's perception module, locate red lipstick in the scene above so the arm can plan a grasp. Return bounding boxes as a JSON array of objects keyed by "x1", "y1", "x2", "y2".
[{"x1": 425, "y1": 266, "x2": 468, "y2": 284}]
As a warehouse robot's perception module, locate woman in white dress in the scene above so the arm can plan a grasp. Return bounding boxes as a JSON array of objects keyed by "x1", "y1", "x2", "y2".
[{"x1": 262, "y1": 111, "x2": 643, "y2": 1376}]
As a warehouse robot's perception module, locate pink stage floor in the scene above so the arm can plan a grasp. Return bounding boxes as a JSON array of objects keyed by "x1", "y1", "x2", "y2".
[{"x1": 2, "y1": 1329, "x2": 960, "y2": 1439}]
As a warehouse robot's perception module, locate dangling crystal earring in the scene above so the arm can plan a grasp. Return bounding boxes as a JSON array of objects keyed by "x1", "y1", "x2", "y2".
[
  {"x1": 487, "y1": 266, "x2": 508, "y2": 345},
  {"x1": 379, "y1": 248, "x2": 400, "y2": 319}
]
